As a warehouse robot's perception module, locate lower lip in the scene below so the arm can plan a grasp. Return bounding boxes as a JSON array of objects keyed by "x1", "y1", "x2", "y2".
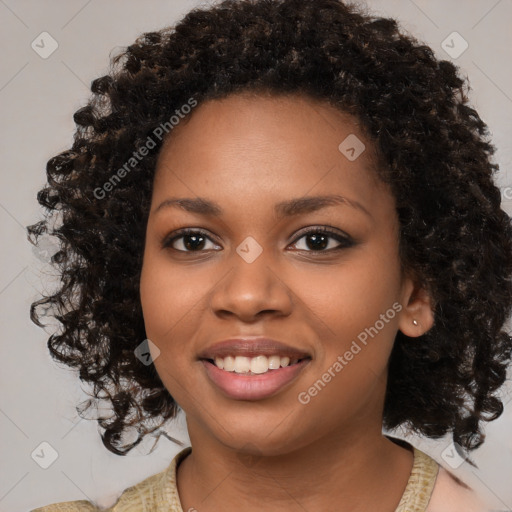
[{"x1": 201, "y1": 359, "x2": 311, "y2": 401}]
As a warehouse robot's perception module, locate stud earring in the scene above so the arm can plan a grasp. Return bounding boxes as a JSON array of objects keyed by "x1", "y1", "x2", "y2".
[{"x1": 412, "y1": 319, "x2": 419, "y2": 326}]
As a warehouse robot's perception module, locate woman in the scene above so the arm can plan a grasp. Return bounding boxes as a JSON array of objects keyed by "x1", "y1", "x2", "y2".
[{"x1": 28, "y1": 0, "x2": 512, "y2": 510}]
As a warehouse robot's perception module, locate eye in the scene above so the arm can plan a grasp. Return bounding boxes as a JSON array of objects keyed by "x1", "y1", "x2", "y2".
[
  {"x1": 289, "y1": 227, "x2": 354, "y2": 252},
  {"x1": 162, "y1": 228, "x2": 220, "y2": 252},
  {"x1": 162, "y1": 226, "x2": 354, "y2": 254}
]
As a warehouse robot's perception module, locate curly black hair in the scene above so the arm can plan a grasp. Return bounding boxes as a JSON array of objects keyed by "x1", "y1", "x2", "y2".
[{"x1": 27, "y1": 0, "x2": 512, "y2": 464}]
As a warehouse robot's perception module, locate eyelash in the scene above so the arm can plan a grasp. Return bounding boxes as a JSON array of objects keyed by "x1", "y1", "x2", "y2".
[{"x1": 161, "y1": 226, "x2": 354, "y2": 254}]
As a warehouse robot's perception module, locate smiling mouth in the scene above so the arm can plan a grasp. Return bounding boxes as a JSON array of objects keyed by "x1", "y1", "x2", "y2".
[
  {"x1": 201, "y1": 355, "x2": 312, "y2": 375},
  {"x1": 200, "y1": 356, "x2": 312, "y2": 401}
]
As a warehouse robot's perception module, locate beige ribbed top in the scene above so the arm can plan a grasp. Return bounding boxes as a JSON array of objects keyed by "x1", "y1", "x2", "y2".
[{"x1": 32, "y1": 444, "x2": 439, "y2": 512}]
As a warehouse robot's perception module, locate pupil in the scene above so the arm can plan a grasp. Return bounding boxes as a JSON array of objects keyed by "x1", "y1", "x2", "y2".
[
  {"x1": 185, "y1": 234, "x2": 205, "y2": 251},
  {"x1": 307, "y1": 233, "x2": 327, "y2": 250}
]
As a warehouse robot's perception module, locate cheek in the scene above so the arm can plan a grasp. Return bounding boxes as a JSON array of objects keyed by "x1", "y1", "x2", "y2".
[
  {"x1": 140, "y1": 251, "x2": 205, "y2": 340},
  {"x1": 304, "y1": 251, "x2": 400, "y2": 321},
  {"x1": 300, "y1": 249, "x2": 401, "y2": 366},
  {"x1": 292, "y1": 263, "x2": 401, "y2": 419},
  {"x1": 139, "y1": 253, "x2": 203, "y2": 400}
]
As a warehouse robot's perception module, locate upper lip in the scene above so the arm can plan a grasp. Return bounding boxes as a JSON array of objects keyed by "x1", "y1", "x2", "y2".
[{"x1": 198, "y1": 338, "x2": 312, "y2": 360}]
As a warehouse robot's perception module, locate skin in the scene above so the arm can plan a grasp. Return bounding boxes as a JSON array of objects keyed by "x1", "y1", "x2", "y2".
[{"x1": 139, "y1": 92, "x2": 435, "y2": 512}]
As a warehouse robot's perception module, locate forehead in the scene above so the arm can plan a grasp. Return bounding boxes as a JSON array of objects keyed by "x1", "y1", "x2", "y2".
[
  {"x1": 157, "y1": 92, "x2": 373, "y2": 161},
  {"x1": 152, "y1": 92, "x2": 391, "y2": 216}
]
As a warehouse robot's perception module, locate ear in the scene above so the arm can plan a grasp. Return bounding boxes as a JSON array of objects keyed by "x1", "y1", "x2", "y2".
[{"x1": 397, "y1": 275, "x2": 435, "y2": 337}]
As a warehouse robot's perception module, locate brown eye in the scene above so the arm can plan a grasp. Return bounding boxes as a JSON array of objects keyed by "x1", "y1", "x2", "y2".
[
  {"x1": 290, "y1": 227, "x2": 354, "y2": 252},
  {"x1": 162, "y1": 229, "x2": 220, "y2": 252}
]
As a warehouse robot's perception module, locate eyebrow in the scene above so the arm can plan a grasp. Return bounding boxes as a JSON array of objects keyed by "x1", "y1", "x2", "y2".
[{"x1": 153, "y1": 194, "x2": 371, "y2": 219}]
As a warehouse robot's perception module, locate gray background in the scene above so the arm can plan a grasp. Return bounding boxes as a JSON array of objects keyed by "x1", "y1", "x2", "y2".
[{"x1": 1, "y1": 1, "x2": 511, "y2": 511}]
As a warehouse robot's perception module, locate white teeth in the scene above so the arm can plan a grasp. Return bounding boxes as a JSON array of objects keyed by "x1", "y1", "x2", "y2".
[
  {"x1": 211, "y1": 354, "x2": 302, "y2": 373},
  {"x1": 223, "y1": 356, "x2": 235, "y2": 371},
  {"x1": 250, "y1": 355, "x2": 269, "y2": 374},
  {"x1": 268, "y1": 355, "x2": 281, "y2": 369},
  {"x1": 234, "y1": 356, "x2": 251, "y2": 373}
]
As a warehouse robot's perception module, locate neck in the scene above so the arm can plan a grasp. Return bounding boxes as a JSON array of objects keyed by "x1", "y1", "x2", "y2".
[{"x1": 176, "y1": 426, "x2": 414, "y2": 512}]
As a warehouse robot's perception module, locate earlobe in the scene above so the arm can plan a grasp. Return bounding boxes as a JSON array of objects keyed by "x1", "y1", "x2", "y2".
[{"x1": 398, "y1": 278, "x2": 435, "y2": 338}]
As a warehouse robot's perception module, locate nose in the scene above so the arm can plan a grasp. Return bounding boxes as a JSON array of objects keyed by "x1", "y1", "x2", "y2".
[{"x1": 209, "y1": 247, "x2": 293, "y2": 322}]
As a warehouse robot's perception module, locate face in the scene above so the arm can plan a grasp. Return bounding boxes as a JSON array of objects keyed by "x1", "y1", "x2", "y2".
[{"x1": 140, "y1": 92, "x2": 426, "y2": 456}]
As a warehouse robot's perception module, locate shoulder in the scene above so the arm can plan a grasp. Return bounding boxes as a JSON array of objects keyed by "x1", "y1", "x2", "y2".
[
  {"x1": 30, "y1": 465, "x2": 170, "y2": 512},
  {"x1": 31, "y1": 501, "x2": 99, "y2": 512},
  {"x1": 30, "y1": 447, "x2": 191, "y2": 512},
  {"x1": 426, "y1": 466, "x2": 489, "y2": 512}
]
